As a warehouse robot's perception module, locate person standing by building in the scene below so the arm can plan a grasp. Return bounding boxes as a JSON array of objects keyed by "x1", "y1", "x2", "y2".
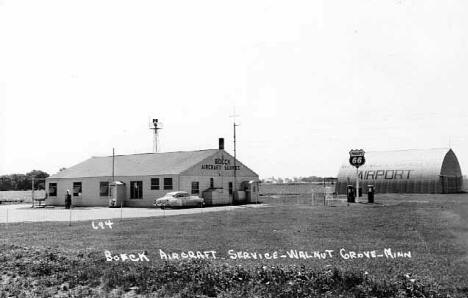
[{"x1": 65, "y1": 190, "x2": 71, "y2": 209}]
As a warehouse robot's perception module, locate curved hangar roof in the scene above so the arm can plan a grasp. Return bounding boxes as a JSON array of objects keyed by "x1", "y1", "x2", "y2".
[{"x1": 335, "y1": 148, "x2": 463, "y2": 194}]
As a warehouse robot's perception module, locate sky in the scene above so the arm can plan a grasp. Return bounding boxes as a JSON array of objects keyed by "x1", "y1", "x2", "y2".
[{"x1": 1, "y1": 0, "x2": 468, "y2": 179}]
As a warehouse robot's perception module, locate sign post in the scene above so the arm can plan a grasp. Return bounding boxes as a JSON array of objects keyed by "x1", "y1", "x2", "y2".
[
  {"x1": 349, "y1": 149, "x2": 366, "y2": 201},
  {"x1": 356, "y1": 167, "x2": 359, "y2": 201}
]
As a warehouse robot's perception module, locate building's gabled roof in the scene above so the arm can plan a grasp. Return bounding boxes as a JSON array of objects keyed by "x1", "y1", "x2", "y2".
[{"x1": 49, "y1": 149, "x2": 220, "y2": 179}]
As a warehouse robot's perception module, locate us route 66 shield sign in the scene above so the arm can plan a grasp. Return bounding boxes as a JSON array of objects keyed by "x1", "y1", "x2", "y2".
[{"x1": 349, "y1": 149, "x2": 366, "y2": 168}]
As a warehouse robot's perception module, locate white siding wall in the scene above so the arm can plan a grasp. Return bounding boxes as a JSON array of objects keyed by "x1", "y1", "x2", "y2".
[
  {"x1": 46, "y1": 175, "x2": 180, "y2": 207},
  {"x1": 123, "y1": 175, "x2": 179, "y2": 207},
  {"x1": 46, "y1": 177, "x2": 106, "y2": 207},
  {"x1": 46, "y1": 174, "x2": 258, "y2": 207},
  {"x1": 180, "y1": 175, "x2": 259, "y2": 198}
]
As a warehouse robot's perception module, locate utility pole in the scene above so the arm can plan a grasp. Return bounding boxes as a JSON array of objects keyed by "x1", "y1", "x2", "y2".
[
  {"x1": 31, "y1": 176, "x2": 35, "y2": 208},
  {"x1": 112, "y1": 148, "x2": 115, "y2": 182},
  {"x1": 230, "y1": 108, "x2": 239, "y2": 202},
  {"x1": 234, "y1": 121, "x2": 238, "y2": 186}
]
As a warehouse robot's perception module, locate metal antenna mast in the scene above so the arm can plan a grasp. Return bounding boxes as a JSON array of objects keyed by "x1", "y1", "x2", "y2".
[
  {"x1": 230, "y1": 108, "x2": 239, "y2": 200},
  {"x1": 149, "y1": 118, "x2": 163, "y2": 153}
]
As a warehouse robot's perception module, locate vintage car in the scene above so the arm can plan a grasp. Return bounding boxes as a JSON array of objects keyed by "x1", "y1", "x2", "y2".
[{"x1": 153, "y1": 191, "x2": 204, "y2": 209}]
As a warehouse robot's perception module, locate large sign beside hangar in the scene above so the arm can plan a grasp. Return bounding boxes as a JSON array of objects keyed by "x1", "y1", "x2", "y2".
[
  {"x1": 349, "y1": 149, "x2": 366, "y2": 168},
  {"x1": 348, "y1": 149, "x2": 366, "y2": 199}
]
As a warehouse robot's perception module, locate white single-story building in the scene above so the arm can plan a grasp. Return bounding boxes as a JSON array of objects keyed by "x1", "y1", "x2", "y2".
[{"x1": 45, "y1": 139, "x2": 259, "y2": 207}]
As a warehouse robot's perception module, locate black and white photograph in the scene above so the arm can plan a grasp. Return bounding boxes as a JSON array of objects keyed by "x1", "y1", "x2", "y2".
[{"x1": 1, "y1": 1, "x2": 468, "y2": 297}]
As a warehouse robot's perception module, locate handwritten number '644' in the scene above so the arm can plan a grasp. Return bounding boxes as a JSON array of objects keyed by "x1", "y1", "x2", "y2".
[{"x1": 92, "y1": 220, "x2": 113, "y2": 230}]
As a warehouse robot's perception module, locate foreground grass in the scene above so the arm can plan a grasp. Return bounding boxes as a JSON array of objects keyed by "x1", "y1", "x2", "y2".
[
  {"x1": 0, "y1": 244, "x2": 457, "y2": 297},
  {"x1": 1, "y1": 193, "x2": 468, "y2": 296}
]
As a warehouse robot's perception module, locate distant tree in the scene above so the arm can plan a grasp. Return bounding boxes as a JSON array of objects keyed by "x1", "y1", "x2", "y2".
[
  {"x1": 59, "y1": 167, "x2": 67, "y2": 172},
  {"x1": 0, "y1": 170, "x2": 50, "y2": 191},
  {"x1": 26, "y1": 170, "x2": 49, "y2": 179},
  {"x1": 7, "y1": 174, "x2": 27, "y2": 190},
  {"x1": 0, "y1": 176, "x2": 12, "y2": 191},
  {"x1": 26, "y1": 170, "x2": 49, "y2": 190}
]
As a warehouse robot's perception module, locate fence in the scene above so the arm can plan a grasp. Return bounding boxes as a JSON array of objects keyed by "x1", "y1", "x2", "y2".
[
  {"x1": 0, "y1": 190, "x2": 46, "y2": 204},
  {"x1": 0, "y1": 191, "x2": 260, "y2": 225},
  {"x1": 259, "y1": 183, "x2": 347, "y2": 206}
]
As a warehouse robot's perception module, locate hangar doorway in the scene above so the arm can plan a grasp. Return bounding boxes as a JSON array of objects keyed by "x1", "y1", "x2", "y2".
[{"x1": 440, "y1": 175, "x2": 462, "y2": 194}]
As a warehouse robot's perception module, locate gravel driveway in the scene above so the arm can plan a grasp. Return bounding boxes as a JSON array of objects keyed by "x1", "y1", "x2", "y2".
[{"x1": 0, "y1": 203, "x2": 268, "y2": 223}]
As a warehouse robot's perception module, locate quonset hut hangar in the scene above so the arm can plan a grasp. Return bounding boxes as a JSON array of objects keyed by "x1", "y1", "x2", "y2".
[
  {"x1": 336, "y1": 148, "x2": 463, "y2": 194},
  {"x1": 45, "y1": 140, "x2": 259, "y2": 207}
]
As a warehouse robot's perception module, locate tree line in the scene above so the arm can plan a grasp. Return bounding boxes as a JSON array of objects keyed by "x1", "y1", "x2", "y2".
[{"x1": 0, "y1": 170, "x2": 49, "y2": 191}]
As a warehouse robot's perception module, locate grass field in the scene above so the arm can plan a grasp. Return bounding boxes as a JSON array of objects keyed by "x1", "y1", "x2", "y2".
[
  {"x1": 259, "y1": 182, "x2": 333, "y2": 195},
  {"x1": 1, "y1": 192, "x2": 468, "y2": 296},
  {"x1": 0, "y1": 190, "x2": 45, "y2": 203}
]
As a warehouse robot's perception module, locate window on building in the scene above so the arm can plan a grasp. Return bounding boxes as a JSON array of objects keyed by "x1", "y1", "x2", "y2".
[
  {"x1": 228, "y1": 182, "x2": 233, "y2": 195},
  {"x1": 210, "y1": 178, "x2": 214, "y2": 189},
  {"x1": 130, "y1": 181, "x2": 143, "y2": 199},
  {"x1": 163, "y1": 178, "x2": 173, "y2": 190},
  {"x1": 73, "y1": 182, "x2": 82, "y2": 197},
  {"x1": 191, "y1": 182, "x2": 199, "y2": 195},
  {"x1": 151, "y1": 178, "x2": 160, "y2": 190},
  {"x1": 100, "y1": 182, "x2": 109, "y2": 196},
  {"x1": 49, "y1": 183, "x2": 57, "y2": 197}
]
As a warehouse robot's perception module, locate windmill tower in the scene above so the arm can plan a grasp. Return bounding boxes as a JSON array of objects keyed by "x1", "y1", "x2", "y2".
[{"x1": 149, "y1": 118, "x2": 163, "y2": 153}]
